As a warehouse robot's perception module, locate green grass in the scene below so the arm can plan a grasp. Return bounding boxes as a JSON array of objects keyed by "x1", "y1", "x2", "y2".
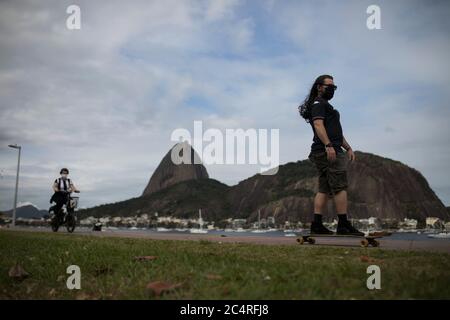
[{"x1": 1, "y1": 230, "x2": 449, "y2": 299}]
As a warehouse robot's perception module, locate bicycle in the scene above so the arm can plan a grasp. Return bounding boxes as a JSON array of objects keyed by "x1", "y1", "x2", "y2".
[{"x1": 50, "y1": 190, "x2": 80, "y2": 233}]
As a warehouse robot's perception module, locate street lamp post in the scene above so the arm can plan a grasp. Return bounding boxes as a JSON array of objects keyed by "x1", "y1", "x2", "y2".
[{"x1": 8, "y1": 144, "x2": 21, "y2": 227}]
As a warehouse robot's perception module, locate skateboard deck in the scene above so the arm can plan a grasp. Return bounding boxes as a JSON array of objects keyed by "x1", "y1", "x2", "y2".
[{"x1": 296, "y1": 233, "x2": 387, "y2": 247}]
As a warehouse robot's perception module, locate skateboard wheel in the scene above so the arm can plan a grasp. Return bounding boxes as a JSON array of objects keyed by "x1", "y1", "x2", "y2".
[
  {"x1": 297, "y1": 237, "x2": 305, "y2": 245},
  {"x1": 308, "y1": 238, "x2": 316, "y2": 244},
  {"x1": 371, "y1": 240, "x2": 380, "y2": 247},
  {"x1": 360, "y1": 239, "x2": 369, "y2": 247}
]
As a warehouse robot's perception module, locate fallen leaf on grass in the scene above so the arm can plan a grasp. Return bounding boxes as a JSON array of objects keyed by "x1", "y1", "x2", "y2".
[
  {"x1": 26, "y1": 285, "x2": 34, "y2": 294},
  {"x1": 8, "y1": 263, "x2": 30, "y2": 281},
  {"x1": 205, "y1": 273, "x2": 222, "y2": 280},
  {"x1": 135, "y1": 256, "x2": 158, "y2": 261},
  {"x1": 222, "y1": 286, "x2": 231, "y2": 296},
  {"x1": 360, "y1": 255, "x2": 385, "y2": 263},
  {"x1": 360, "y1": 255, "x2": 373, "y2": 262},
  {"x1": 146, "y1": 281, "x2": 183, "y2": 297},
  {"x1": 360, "y1": 255, "x2": 384, "y2": 263},
  {"x1": 75, "y1": 292, "x2": 90, "y2": 300}
]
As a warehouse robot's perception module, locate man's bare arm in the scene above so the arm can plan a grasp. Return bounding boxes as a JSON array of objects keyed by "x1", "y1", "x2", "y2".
[
  {"x1": 313, "y1": 119, "x2": 336, "y2": 161},
  {"x1": 313, "y1": 119, "x2": 331, "y2": 146}
]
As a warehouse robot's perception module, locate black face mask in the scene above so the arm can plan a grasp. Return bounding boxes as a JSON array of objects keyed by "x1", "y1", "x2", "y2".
[{"x1": 322, "y1": 86, "x2": 335, "y2": 100}]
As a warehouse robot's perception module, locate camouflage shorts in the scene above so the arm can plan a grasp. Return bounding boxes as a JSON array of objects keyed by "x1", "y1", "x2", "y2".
[{"x1": 308, "y1": 151, "x2": 348, "y2": 195}]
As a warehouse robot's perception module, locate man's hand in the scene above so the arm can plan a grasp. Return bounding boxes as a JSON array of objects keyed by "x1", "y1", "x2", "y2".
[
  {"x1": 313, "y1": 119, "x2": 336, "y2": 162},
  {"x1": 326, "y1": 146, "x2": 336, "y2": 162},
  {"x1": 347, "y1": 148, "x2": 355, "y2": 162}
]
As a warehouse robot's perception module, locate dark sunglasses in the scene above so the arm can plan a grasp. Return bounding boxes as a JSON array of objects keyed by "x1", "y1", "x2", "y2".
[{"x1": 321, "y1": 84, "x2": 337, "y2": 90}]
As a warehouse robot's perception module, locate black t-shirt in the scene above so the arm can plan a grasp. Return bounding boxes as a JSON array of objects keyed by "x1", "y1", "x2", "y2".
[{"x1": 309, "y1": 97, "x2": 344, "y2": 153}]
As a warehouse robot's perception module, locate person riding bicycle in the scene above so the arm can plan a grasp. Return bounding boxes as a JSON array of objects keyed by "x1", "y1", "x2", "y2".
[{"x1": 49, "y1": 168, "x2": 79, "y2": 218}]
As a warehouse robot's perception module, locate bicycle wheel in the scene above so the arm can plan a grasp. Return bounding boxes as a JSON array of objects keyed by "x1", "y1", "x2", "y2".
[
  {"x1": 50, "y1": 216, "x2": 59, "y2": 232},
  {"x1": 66, "y1": 214, "x2": 76, "y2": 233}
]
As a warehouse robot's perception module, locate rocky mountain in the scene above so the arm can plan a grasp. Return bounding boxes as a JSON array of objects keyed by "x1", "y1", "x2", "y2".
[
  {"x1": 142, "y1": 142, "x2": 209, "y2": 196},
  {"x1": 79, "y1": 149, "x2": 450, "y2": 224},
  {"x1": 80, "y1": 179, "x2": 230, "y2": 222},
  {"x1": 2, "y1": 204, "x2": 47, "y2": 219},
  {"x1": 229, "y1": 152, "x2": 449, "y2": 224}
]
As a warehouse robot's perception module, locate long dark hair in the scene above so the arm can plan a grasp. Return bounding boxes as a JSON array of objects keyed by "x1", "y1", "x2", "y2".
[{"x1": 298, "y1": 74, "x2": 333, "y2": 122}]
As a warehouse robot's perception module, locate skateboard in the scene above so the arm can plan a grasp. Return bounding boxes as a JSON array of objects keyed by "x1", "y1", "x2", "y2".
[{"x1": 296, "y1": 233, "x2": 385, "y2": 247}]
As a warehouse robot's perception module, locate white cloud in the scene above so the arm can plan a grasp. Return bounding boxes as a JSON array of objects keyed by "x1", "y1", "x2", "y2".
[{"x1": 205, "y1": 0, "x2": 241, "y2": 22}]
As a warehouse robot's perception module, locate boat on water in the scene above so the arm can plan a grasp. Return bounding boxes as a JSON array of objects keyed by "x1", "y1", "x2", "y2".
[
  {"x1": 156, "y1": 227, "x2": 170, "y2": 232},
  {"x1": 251, "y1": 210, "x2": 267, "y2": 233},
  {"x1": 284, "y1": 233, "x2": 297, "y2": 237},
  {"x1": 189, "y1": 209, "x2": 208, "y2": 234},
  {"x1": 427, "y1": 232, "x2": 450, "y2": 239},
  {"x1": 190, "y1": 228, "x2": 208, "y2": 234},
  {"x1": 251, "y1": 229, "x2": 267, "y2": 233},
  {"x1": 397, "y1": 228, "x2": 418, "y2": 233},
  {"x1": 283, "y1": 228, "x2": 303, "y2": 233}
]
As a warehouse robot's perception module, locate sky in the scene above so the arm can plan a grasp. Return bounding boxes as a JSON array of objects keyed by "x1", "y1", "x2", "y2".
[{"x1": 1, "y1": 0, "x2": 450, "y2": 211}]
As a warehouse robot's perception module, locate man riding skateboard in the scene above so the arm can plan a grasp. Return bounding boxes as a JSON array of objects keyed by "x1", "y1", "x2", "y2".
[{"x1": 299, "y1": 75, "x2": 363, "y2": 236}]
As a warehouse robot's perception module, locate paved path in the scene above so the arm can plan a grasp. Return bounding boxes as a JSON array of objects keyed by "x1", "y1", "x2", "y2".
[{"x1": 6, "y1": 227, "x2": 450, "y2": 253}]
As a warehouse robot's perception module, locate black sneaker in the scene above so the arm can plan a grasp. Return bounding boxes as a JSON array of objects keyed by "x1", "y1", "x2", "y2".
[
  {"x1": 310, "y1": 222, "x2": 333, "y2": 235},
  {"x1": 336, "y1": 220, "x2": 364, "y2": 236}
]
